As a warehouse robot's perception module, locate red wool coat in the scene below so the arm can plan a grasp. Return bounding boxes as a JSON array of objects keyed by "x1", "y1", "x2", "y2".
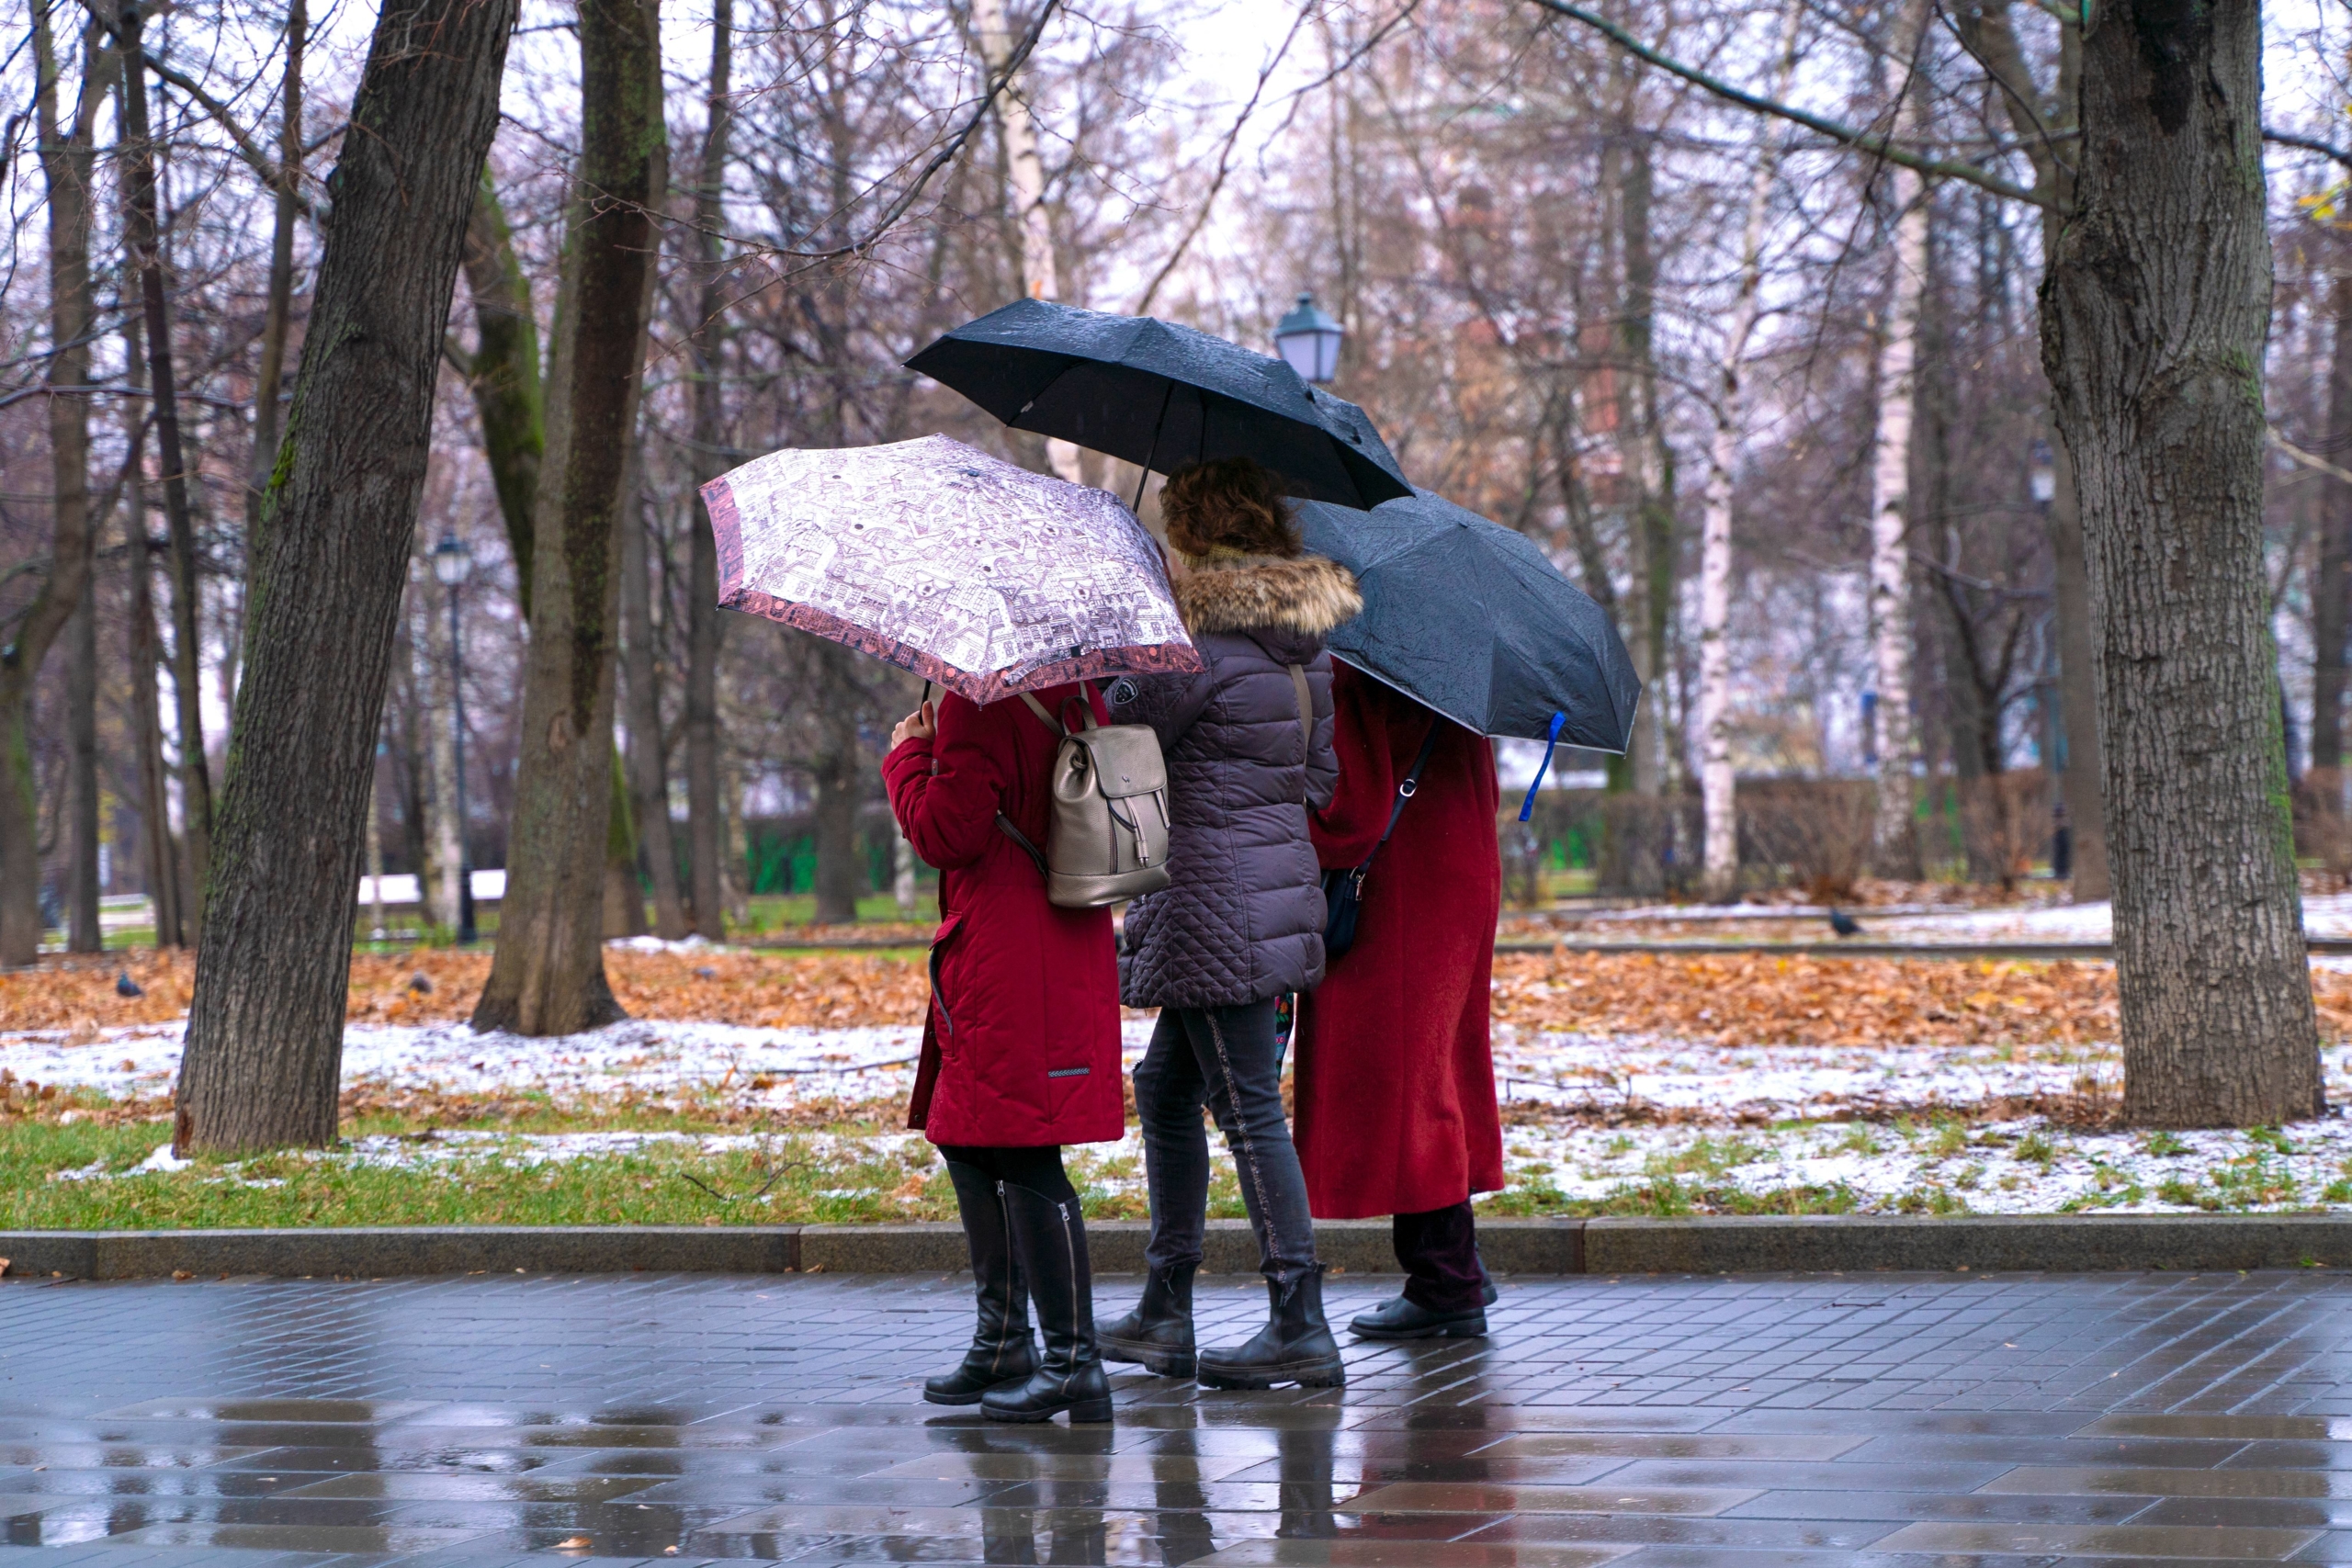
[
  {"x1": 1295, "y1": 665, "x2": 1504, "y2": 1218},
  {"x1": 881, "y1": 684, "x2": 1125, "y2": 1148}
]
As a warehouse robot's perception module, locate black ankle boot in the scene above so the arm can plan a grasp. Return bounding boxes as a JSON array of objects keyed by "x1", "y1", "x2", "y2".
[
  {"x1": 923, "y1": 1162, "x2": 1038, "y2": 1405},
  {"x1": 983, "y1": 1181, "x2": 1114, "y2": 1425},
  {"x1": 1098, "y1": 1262, "x2": 1197, "y2": 1377},
  {"x1": 1196, "y1": 1266, "x2": 1345, "y2": 1391}
]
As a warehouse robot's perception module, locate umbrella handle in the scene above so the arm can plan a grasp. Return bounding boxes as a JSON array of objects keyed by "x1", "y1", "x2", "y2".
[
  {"x1": 1132, "y1": 381, "x2": 1176, "y2": 513},
  {"x1": 1518, "y1": 712, "x2": 1567, "y2": 824}
]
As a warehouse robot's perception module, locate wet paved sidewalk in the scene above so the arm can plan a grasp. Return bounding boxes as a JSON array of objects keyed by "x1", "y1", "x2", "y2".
[{"x1": 1, "y1": 1269, "x2": 2350, "y2": 1564}]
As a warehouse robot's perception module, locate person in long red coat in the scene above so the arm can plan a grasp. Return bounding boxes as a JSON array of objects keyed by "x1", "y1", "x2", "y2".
[
  {"x1": 1295, "y1": 662, "x2": 1504, "y2": 1339},
  {"x1": 883, "y1": 682, "x2": 1125, "y2": 1423}
]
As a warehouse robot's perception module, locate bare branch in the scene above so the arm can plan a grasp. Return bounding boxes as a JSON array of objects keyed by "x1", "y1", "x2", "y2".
[
  {"x1": 2267, "y1": 126, "x2": 2352, "y2": 168},
  {"x1": 1520, "y1": 0, "x2": 2048, "y2": 208}
]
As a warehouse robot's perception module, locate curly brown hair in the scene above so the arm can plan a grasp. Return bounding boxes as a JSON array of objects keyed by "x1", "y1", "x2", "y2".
[{"x1": 1159, "y1": 457, "x2": 1301, "y2": 560}]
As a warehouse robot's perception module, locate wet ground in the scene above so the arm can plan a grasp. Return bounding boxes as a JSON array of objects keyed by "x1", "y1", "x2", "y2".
[{"x1": 0, "y1": 1269, "x2": 2349, "y2": 1564}]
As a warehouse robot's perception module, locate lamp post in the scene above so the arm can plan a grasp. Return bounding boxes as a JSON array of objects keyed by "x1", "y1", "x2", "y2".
[
  {"x1": 2027, "y1": 439, "x2": 2069, "y2": 879},
  {"x1": 431, "y1": 533, "x2": 477, "y2": 945},
  {"x1": 1273, "y1": 292, "x2": 1344, "y2": 385}
]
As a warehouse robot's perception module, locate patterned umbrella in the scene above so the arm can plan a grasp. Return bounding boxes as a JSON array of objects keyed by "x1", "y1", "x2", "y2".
[{"x1": 701, "y1": 434, "x2": 1201, "y2": 704}]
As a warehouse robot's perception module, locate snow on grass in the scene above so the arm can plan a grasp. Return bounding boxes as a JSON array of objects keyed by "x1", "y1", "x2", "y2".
[{"x1": 1560, "y1": 893, "x2": 2352, "y2": 944}]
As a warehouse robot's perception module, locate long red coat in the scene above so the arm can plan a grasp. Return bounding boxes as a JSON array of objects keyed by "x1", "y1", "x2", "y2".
[
  {"x1": 1294, "y1": 665, "x2": 1503, "y2": 1217},
  {"x1": 882, "y1": 684, "x2": 1125, "y2": 1148}
]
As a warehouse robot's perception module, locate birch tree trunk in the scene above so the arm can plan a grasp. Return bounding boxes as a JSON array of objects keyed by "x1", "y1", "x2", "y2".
[
  {"x1": 1866, "y1": 0, "x2": 1932, "y2": 875},
  {"x1": 1699, "y1": 3, "x2": 1801, "y2": 903},
  {"x1": 471, "y1": 0, "x2": 664, "y2": 1035},
  {"x1": 175, "y1": 0, "x2": 517, "y2": 1153},
  {"x1": 685, "y1": 0, "x2": 732, "y2": 940},
  {"x1": 4, "y1": 3, "x2": 109, "y2": 967},
  {"x1": 2042, "y1": 0, "x2": 2322, "y2": 1126},
  {"x1": 119, "y1": 14, "x2": 213, "y2": 939},
  {"x1": 972, "y1": 0, "x2": 1082, "y2": 484}
]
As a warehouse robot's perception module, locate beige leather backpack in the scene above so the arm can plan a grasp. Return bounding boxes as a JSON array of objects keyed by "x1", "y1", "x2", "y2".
[{"x1": 995, "y1": 688, "x2": 1173, "y2": 908}]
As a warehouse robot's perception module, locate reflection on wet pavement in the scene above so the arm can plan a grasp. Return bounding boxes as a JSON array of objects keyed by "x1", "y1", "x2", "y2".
[{"x1": 0, "y1": 1269, "x2": 2348, "y2": 1562}]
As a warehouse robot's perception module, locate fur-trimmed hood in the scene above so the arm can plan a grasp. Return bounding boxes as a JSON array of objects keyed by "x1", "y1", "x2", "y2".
[{"x1": 1170, "y1": 553, "x2": 1362, "y2": 637}]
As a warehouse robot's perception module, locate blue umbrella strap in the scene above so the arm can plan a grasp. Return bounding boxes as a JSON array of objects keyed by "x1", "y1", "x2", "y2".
[{"x1": 1518, "y1": 711, "x2": 1567, "y2": 823}]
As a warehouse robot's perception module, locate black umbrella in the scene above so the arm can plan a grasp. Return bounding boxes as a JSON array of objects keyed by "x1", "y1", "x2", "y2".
[
  {"x1": 905, "y1": 299, "x2": 1413, "y2": 511},
  {"x1": 1295, "y1": 489, "x2": 1642, "y2": 816}
]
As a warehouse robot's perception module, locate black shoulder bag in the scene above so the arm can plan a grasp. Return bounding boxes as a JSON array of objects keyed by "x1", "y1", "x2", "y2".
[{"x1": 1320, "y1": 723, "x2": 1441, "y2": 963}]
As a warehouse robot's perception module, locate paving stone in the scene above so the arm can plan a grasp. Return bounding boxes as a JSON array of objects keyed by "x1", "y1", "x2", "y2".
[{"x1": 4, "y1": 1269, "x2": 2352, "y2": 1562}]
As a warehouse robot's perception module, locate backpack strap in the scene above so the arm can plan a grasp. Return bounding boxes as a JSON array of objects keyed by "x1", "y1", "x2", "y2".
[
  {"x1": 1018, "y1": 691, "x2": 1066, "y2": 735},
  {"x1": 1287, "y1": 663, "x2": 1313, "y2": 758}
]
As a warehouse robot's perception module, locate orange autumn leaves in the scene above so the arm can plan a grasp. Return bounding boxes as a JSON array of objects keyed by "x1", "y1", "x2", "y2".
[
  {"x1": 1495, "y1": 950, "x2": 2352, "y2": 1046},
  {"x1": 14, "y1": 945, "x2": 2352, "y2": 1048}
]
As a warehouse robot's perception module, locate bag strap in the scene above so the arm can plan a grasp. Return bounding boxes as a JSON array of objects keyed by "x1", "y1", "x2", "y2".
[
  {"x1": 1018, "y1": 691, "x2": 1066, "y2": 736},
  {"x1": 996, "y1": 812, "x2": 1048, "y2": 876},
  {"x1": 1287, "y1": 663, "x2": 1313, "y2": 757},
  {"x1": 1352, "y1": 721, "x2": 1443, "y2": 877}
]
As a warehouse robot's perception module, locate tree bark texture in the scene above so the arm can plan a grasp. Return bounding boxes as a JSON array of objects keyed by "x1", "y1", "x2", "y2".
[
  {"x1": 175, "y1": 0, "x2": 517, "y2": 1153},
  {"x1": 1698, "y1": 2, "x2": 1799, "y2": 903},
  {"x1": 245, "y1": 0, "x2": 303, "y2": 543},
  {"x1": 461, "y1": 175, "x2": 545, "y2": 606},
  {"x1": 685, "y1": 0, "x2": 731, "y2": 940},
  {"x1": 1611, "y1": 128, "x2": 1676, "y2": 811},
  {"x1": 3, "y1": 5, "x2": 108, "y2": 968},
  {"x1": 2045, "y1": 425, "x2": 2112, "y2": 898},
  {"x1": 2041, "y1": 0, "x2": 2321, "y2": 1126},
  {"x1": 2312, "y1": 267, "x2": 2352, "y2": 780},
  {"x1": 620, "y1": 443, "x2": 688, "y2": 939},
  {"x1": 120, "y1": 317, "x2": 181, "y2": 951},
  {"x1": 471, "y1": 0, "x2": 664, "y2": 1035},
  {"x1": 1866, "y1": 0, "x2": 1931, "y2": 876},
  {"x1": 119, "y1": 13, "x2": 214, "y2": 940}
]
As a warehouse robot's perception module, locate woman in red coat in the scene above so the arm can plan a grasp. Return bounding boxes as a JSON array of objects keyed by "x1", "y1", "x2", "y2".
[
  {"x1": 1295, "y1": 663, "x2": 1505, "y2": 1338},
  {"x1": 883, "y1": 682, "x2": 1125, "y2": 1424}
]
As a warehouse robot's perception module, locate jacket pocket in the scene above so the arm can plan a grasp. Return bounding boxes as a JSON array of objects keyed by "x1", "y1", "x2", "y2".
[{"x1": 927, "y1": 913, "x2": 965, "y2": 1053}]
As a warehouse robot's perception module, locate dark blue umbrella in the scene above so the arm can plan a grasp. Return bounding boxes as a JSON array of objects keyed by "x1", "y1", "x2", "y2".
[
  {"x1": 905, "y1": 299, "x2": 1413, "y2": 511},
  {"x1": 1295, "y1": 490, "x2": 1641, "y2": 816}
]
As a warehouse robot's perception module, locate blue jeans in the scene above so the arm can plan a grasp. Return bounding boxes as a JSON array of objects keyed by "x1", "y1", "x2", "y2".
[{"x1": 1135, "y1": 1000, "x2": 1318, "y2": 1289}]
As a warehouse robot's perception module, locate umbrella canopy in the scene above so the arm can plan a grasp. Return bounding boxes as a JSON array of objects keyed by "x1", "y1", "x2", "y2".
[
  {"x1": 1295, "y1": 489, "x2": 1641, "y2": 752},
  {"x1": 703, "y1": 434, "x2": 1201, "y2": 705},
  {"x1": 905, "y1": 299, "x2": 1413, "y2": 511}
]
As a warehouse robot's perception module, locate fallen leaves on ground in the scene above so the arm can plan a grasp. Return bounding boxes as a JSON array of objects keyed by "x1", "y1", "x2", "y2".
[
  {"x1": 17, "y1": 945, "x2": 2352, "y2": 1049},
  {"x1": 1492, "y1": 951, "x2": 2352, "y2": 1046}
]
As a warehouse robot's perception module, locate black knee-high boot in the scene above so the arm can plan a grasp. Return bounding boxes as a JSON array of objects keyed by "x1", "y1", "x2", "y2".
[
  {"x1": 924, "y1": 1161, "x2": 1039, "y2": 1405},
  {"x1": 983, "y1": 1180, "x2": 1114, "y2": 1425}
]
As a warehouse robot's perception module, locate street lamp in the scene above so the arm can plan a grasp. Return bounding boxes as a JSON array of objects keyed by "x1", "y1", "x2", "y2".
[
  {"x1": 1274, "y1": 292, "x2": 1343, "y2": 384},
  {"x1": 2028, "y1": 438, "x2": 2056, "y2": 511},
  {"x1": 431, "y1": 533, "x2": 477, "y2": 945}
]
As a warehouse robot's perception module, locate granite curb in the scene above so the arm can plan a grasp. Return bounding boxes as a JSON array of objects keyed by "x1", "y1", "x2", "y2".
[{"x1": 3, "y1": 1213, "x2": 2346, "y2": 1280}]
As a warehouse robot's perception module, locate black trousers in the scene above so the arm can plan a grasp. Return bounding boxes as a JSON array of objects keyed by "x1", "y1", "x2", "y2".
[
  {"x1": 934, "y1": 1143, "x2": 1078, "y2": 1205},
  {"x1": 1395, "y1": 1200, "x2": 1485, "y2": 1313}
]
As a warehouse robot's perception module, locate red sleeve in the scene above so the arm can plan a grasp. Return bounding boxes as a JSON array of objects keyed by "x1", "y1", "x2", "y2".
[
  {"x1": 1309, "y1": 670, "x2": 1399, "y2": 869},
  {"x1": 882, "y1": 693, "x2": 1007, "y2": 872}
]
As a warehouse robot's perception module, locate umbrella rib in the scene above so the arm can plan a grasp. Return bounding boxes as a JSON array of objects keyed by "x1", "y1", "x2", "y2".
[{"x1": 1133, "y1": 380, "x2": 1174, "y2": 512}]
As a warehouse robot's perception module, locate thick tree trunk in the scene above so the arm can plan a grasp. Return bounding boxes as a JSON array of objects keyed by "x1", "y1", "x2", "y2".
[
  {"x1": 1867, "y1": 0, "x2": 1931, "y2": 878},
  {"x1": 2312, "y1": 268, "x2": 2352, "y2": 784},
  {"x1": 174, "y1": 0, "x2": 517, "y2": 1153},
  {"x1": 119, "y1": 16, "x2": 213, "y2": 941},
  {"x1": 620, "y1": 445, "x2": 688, "y2": 939},
  {"x1": 471, "y1": 0, "x2": 663, "y2": 1036},
  {"x1": 246, "y1": 0, "x2": 302, "y2": 542},
  {"x1": 1698, "y1": 5, "x2": 1799, "y2": 904},
  {"x1": 684, "y1": 0, "x2": 732, "y2": 941},
  {"x1": 3, "y1": 5, "x2": 107, "y2": 968},
  {"x1": 2042, "y1": 0, "x2": 2321, "y2": 1126}
]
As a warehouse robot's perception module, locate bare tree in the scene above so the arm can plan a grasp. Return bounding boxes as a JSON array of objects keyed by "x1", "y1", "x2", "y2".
[
  {"x1": 175, "y1": 0, "x2": 519, "y2": 1153},
  {"x1": 684, "y1": 0, "x2": 733, "y2": 941},
  {"x1": 3, "y1": 1, "x2": 112, "y2": 968},
  {"x1": 2042, "y1": 0, "x2": 2322, "y2": 1125},
  {"x1": 471, "y1": 0, "x2": 666, "y2": 1034}
]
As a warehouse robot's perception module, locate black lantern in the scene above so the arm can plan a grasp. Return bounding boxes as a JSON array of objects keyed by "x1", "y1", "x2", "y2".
[{"x1": 1273, "y1": 292, "x2": 1343, "y2": 384}]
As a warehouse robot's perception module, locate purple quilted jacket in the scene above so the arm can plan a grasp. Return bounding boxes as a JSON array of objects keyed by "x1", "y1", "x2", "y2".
[{"x1": 1108, "y1": 553, "x2": 1360, "y2": 1009}]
